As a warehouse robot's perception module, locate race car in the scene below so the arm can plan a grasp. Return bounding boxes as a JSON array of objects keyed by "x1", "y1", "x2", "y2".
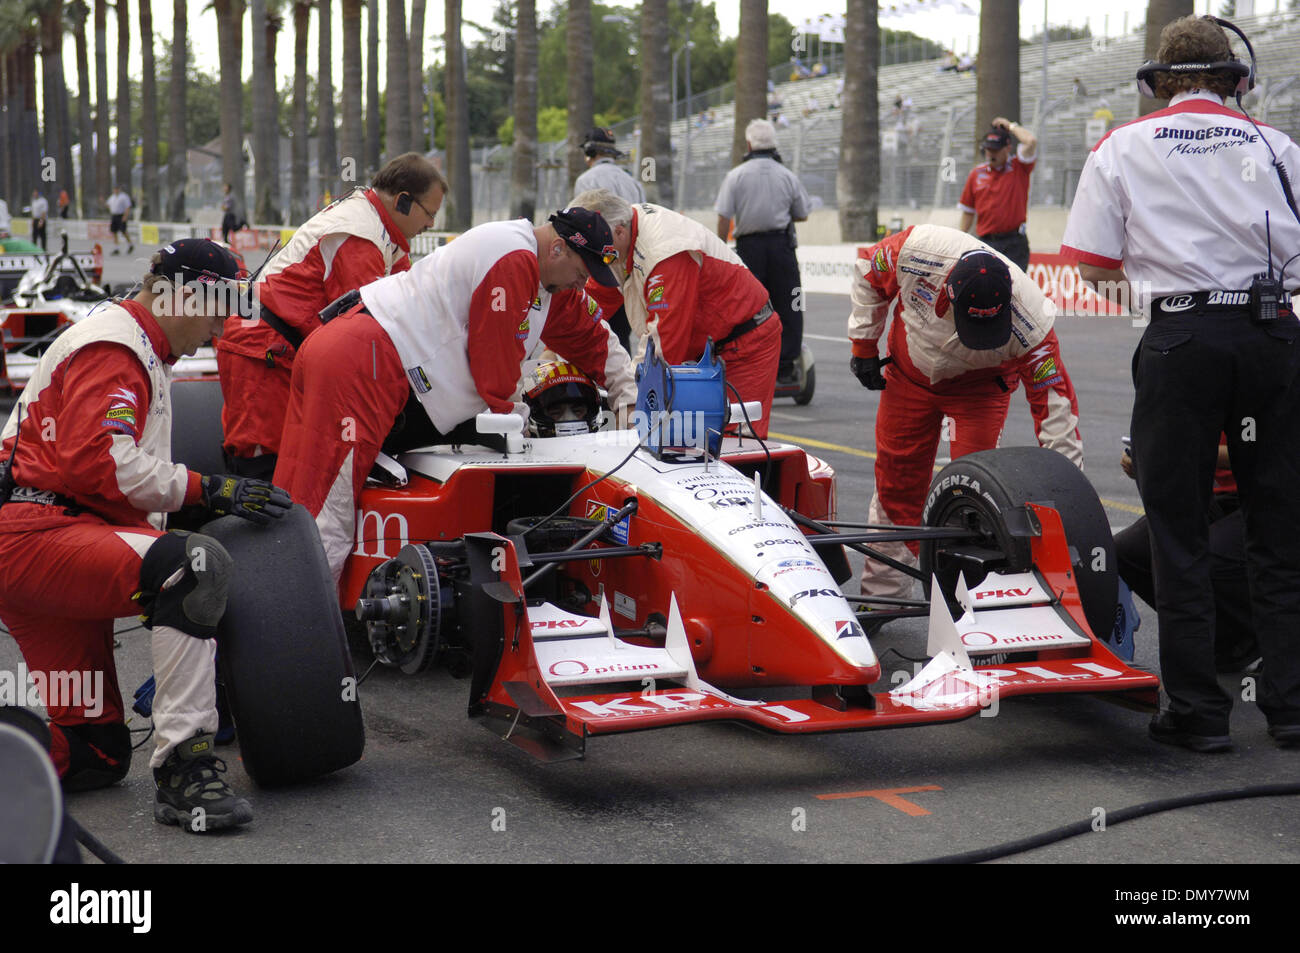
[
  {"x1": 167, "y1": 347, "x2": 1157, "y2": 784},
  {"x1": 1, "y1": 235, "x2": 215, "y2": 399}
]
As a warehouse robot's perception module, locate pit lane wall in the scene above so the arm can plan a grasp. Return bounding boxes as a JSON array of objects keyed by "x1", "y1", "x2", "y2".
[
  {"x1": 795, "y1": 243, "x2": 1125, "y2": 316},
  {"x1": 4, "y1": 217, "x2": 458, "y2": 259}
]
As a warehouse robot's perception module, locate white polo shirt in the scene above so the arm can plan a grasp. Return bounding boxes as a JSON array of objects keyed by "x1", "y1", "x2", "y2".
[{"x1": 1061, "y1": 90, "x2": 1300, "y2": 297}]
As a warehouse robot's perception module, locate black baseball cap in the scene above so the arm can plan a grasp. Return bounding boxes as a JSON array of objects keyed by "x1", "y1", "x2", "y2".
[
  {"x1": 151, "y1": 238, "x2": 247, "y2": 289},
  {"x1": 983, "y1": 127, "x2": 1011, "y2": 151},
  {"x1": 584, "y1": 127, "x2": 623, "y2": 157},
  {"x1": 549, "y1": 207, "x2": 621, "y2": 288},
  {"x1": 945, "y1": 249, "x2": 1013, "y2": 350}
]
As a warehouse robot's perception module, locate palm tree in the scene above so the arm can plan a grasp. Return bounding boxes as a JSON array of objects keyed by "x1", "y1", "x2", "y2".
[
  {"x1": 1, "y1": 4, "x2": 41, "y2": 206},
  {"x1": 166, "y1": 0, "x2": 186, "y2": 219},
  {"x1": 1141, "y1": 0, "x2": 1193, "y2": 116},
  {"x1": 444, "y1": 0, "x2": 470, "y2": 227},
  {"x1": 510, "y1": 0, "x2": 536, "y2": 221},
  {"x1": 38, "y1": 0, "x2": 74, "y2": 214},
  {"x1": 214, "y1": 0, "x2": 245, "y2": 223},
  {"x1": 250, "y1": 0, "x2": 282, "y2": 223},
  {"x1": 384, "y1": 0, "x2": 408, "y2": 160},
  {"x1": 291, "y1": 0, "x2": 310, "y2": 220},
  {"x1": 365, "y1": 0, "x2": 378, "y2": 175},
  {"x1": 731, "y1": 0, "x2": 766, "y2": 166},
  {"x1": 114, "y1": 0, "x2": 131, "y2": 195},
  {"x1": 317, "y1": 0, "x2": 337, "y2": 202},
  {"x1": 565, "y1": 0, "x2": 592, "y2": 191},
  {"x1": 976, "y1": 0, "x2": 1018, "y2": 138},
  {"x1": 638, "y1": 0, "x2": 671, "y2": 205},
  {"x1": 138, "y1": 0, "x2": 158, "y2": 219},
  {"x1": 94, "y1": 0, "x2": 109, "y2": 200},
  {"x1": 340, "y1": 0, "x2": 363, "y2": 190},
  {"x1": 69, "y1": 0, "x2": 95, "y2": 215},
  {"x1": 407, "y1": 0, "x2": 425, "y2": 152},
  {"x1": 837, "y1": 0, "x2": 877, "y2": 241}
]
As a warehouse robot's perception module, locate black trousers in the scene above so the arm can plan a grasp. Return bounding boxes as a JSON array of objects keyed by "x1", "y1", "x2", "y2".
[
  {"x1": 32, "y1": 218, "x2": 46, "y2": 251},
  {"x1": 1131, "y1": 308, "x2": 1300, "y2": 733},
  {"x1": 979, "y1": 230, "x2": 1030, "y2": 271},
  {"x1": 1114, "y1": 495, "x2": 1255, "y2": 670},
  {"x1": 735, "y1": 231, "x2": 802, "y2": 366}
]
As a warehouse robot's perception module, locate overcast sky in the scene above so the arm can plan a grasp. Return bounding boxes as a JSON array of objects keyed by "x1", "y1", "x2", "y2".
[{"x1": 72, "y1": 0, "x2": 1239, "y2": 101}]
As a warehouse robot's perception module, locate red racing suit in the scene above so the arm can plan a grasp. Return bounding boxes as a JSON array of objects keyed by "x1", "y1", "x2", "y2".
[
  {"x1": 586, "y1": 203, "x2": 780, "y2": 436},
  {"x1": 216, "y1": 188, "x2": 411, "y2": 461},
  {"x1": 273, "y1": 218, "x2": 638, "y2": 581},
  {"x1": 0, "y1": 301, "x2": 217, "y2": 778},
  {"x1": 849, "y1": 224, "x2": 1083, "y2": 597}
]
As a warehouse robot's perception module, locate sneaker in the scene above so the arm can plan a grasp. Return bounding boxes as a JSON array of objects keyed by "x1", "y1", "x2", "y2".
[
  {"x1": 1148, "y1": 712, "x2": 1232, "y2": 754},
  {"x1": 153, "y1": 732, "x2": 252, "y2": 831},
  {"x1": 1268, "y1": 724, "x2": 1300, "y2": 749},
  {"x1": 776, "y1": 364, "x2": 800, "y2": 386}
]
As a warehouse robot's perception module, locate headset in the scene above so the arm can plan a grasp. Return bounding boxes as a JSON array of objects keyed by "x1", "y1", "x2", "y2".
[
  {"x1": 1135, "y1": 15, "x2": 1255, "y2": 99},
  {"x1": 395, "y1": 192, "x2": 413, "y2": 216}
]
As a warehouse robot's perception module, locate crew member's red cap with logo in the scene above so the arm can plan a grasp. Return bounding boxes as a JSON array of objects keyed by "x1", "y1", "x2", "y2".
[
  {"x1": 982, "y1": 126, "x2": 1011, "y2": 151},
  {"x1": 549, "y1": 207, "x2": 621, "y2": 288},
  {"x1": 945, "y1": 249, "x2": 1013, "y2": 350}
]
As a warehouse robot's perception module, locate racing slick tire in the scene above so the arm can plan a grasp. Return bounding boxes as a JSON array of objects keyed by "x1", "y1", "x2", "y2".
[
  {"x1": 919, "y1": 446, "x2": 1116, "y2": 642},
  {"x1": 169, "y1": 377, "x2": 226, "y2": 477},
  {"x1": 201, "y1": 504, "x2": 365, "y2": 787}
]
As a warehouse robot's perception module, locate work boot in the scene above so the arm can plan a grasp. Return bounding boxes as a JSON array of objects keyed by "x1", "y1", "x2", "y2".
[
  {"x1": 1148, "y1": 711, "x2": 1232, "y2": 754},
  {"x1": 153, "y1": 732, "x2": 252, "y2": 832}
]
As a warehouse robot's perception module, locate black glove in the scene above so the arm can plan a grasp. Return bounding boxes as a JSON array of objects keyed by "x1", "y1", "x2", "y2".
[
  {"x1": 850, "y1": 356, "x2": 889, "y2": 390},
  {"x1": 200, "y1": 474, "x2": 293, "y2": 525}
]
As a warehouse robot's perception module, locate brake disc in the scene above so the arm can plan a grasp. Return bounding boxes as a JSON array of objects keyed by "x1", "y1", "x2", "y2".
[{"x1": 356, "y1": 543, "x2": 442, "y2": 674}]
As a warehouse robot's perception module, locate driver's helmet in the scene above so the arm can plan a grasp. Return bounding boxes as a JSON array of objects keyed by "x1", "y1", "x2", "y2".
[{"x1": 523, "y1": 361, "x2": 602, "y2": 437}]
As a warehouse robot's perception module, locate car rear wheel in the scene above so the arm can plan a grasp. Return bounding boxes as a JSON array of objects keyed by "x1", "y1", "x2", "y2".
[{"x1": 919, "y1": 446, "x2": 1116, "y2": 642}]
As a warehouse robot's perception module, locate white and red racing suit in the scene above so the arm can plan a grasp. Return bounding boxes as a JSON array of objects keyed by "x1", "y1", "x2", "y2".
[
  {"x1": 0, "y1": 301, "x2": 217, "y2": 779},
  {"x1": 849, "y1": 224, "x2": 1083, "y2": 597},
  {"x1": 273, "y1": 218, "x2": 637, "y2": 581},
  {"x1": 585, "y1": 203, "x2": 780, "y2": 435},
  {"x1": 216, "y1": 188, "x2": 411, "y2": 461}
]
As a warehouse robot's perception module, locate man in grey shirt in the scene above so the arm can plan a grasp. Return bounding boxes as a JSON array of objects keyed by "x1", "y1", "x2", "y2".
[
  {"x1": 715, "y1": 119, "x2": 811, "y2": 384},
  {"x1": 573, "y1": 128, "x2": 645, "y2": 206}
]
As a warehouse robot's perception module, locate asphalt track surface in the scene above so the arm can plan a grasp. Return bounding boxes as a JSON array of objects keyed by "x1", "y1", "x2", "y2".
[{"x1": 2, "y1": 246, "x2": 1297, "y2": 871}]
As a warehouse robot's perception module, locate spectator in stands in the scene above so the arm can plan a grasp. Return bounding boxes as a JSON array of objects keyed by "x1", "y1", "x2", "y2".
[
  {"x1": 958, "y1": 118, "x2": 1037, "y2": 270},
  {"x1": 791, "y1": 58, "x2": 812, "y2": 81},
  {"x1": 957, "y1": 54, "x2": 976, "y2": 73},
  {"x1": 57, "y1": 189, "x2": 70, "y2": 219},
  {"x1": 0, "y1": 197, "x2": 10, "y2": 238},
  {"x1": 939, "y1": 51, "x2": 958, "y2": 73},
  {"x1": 1073, "y1": 77, "x2": 1088, "y2": 98},
  {"x1": 812, "y1": 62, "x2": 828, "y2": 77}
]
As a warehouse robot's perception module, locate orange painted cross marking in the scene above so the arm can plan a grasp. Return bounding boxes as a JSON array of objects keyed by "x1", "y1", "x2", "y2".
[{"x1": 815, "y1": 785, "x2": 943, "y2": 817}]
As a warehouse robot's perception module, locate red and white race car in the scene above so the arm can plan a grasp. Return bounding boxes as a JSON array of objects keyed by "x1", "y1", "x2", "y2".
[{"x1": 171, "y1": 356, "x2": 1156, "y2": 783}]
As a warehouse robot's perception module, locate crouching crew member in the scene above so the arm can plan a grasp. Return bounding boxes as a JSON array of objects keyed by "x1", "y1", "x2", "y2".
[{"x1": 0, "y1": 239, "x2": 291, "y2": 830}]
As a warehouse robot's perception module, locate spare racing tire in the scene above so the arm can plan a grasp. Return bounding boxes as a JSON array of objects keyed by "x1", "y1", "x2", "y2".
[
  {"x1": 170, "y1": 378, "x2": 226, "y2": 477},
  {"x1": 919, "y1": 447, "x2": 1116, "y2": 642},
  {"x1": 202, "y1": 505, "x2": 365, "y2": 787}
]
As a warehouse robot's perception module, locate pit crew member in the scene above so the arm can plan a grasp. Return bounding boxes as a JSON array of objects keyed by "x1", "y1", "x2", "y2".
[
  {"x1": 0, "y1": 239, "x2": 292, "y2": 829},
  {"x1": 273, "y1": 207, "x2": 638, "y2": 581},
  {"x1": 572, "y1": 188, "x2": 782, "y2": 436},
  {"x1": 714, "y1": 118, "x2": 812, "y2": 386},
  {"x1": 849, "y1": 223, "x2": 1082, "y2": 598},
  {"x1": 217, "y1": 153, "x2": 447, "y2": 479},
  {"x1": 958, "y1": 119, "x2": 1037, "y2": 270},
  {"x1": 1061, "y1": 14, "x2": 1300, "y2": 751}
]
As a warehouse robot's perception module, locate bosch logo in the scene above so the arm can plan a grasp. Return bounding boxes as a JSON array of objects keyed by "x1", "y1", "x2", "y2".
[{"x1": 754, "y1": 538, "x2": 804, "y2": 549}]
